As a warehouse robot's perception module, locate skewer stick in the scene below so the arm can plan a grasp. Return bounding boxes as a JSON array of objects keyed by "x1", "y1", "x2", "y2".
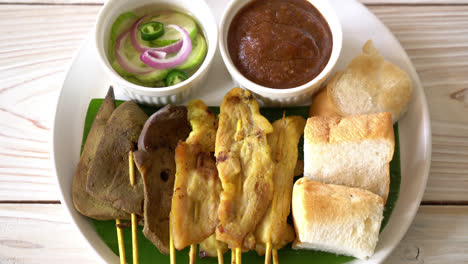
[
  {"x1": 115, "y1": 219, "x2": 126, "y2": 264},
  {"x1": 170, "y1": 225, "x2": 176, "y2": 264},
  {"x1": 189, "y1": 244, "x2": 197, "y2": 264},
  {"x1": 129, "y1": 151, "x2": 135, "y2": 186},
  {"x1": 128, "y1": 151, "x2": 139, "y2": 264},
  {"x1": 235, "y1": 247, "x2": 242, "y2": 264},
  {"x1": 231, "y1": 249, "x2": 235, "y2": 264},
  {"x1": 272, "y1": 249, "x2": 278, "y2": 264},
  {"x1": 265, "y1": 242, "x2": 272, "y2": 264},
  {"x1": 217, "y1": 247, "x2": 224, "y2": 264},
  {"x1": 265, "y1": 112, "x2": 286, "y2": 264},
  {"x1": 131, "y1": 214, "x2": 138, "y2": 264},
  {"x1": 189, "y1": 203, "x2": 199, "y2": 264}
]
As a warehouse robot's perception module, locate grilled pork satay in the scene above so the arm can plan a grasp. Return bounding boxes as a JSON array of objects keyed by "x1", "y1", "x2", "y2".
[
  {"x1": 87, "y1": 101, "x2": 148, "y2": 215},
  {"x1": 215, "y1": 88, "x2": 275, "y2": 250},
  {"x1": 133, "y1": 105, "x2": 191, "y2": 254},
  {"x1": 170, "y1": 99, "x2": 222, "y2": 250},
  {"x1": 199, "y1": 234, "x2": 228, "y2": 258},
  {"x1": 255, "y1": 116, "x2": 306, "y2": 256},
  {"x1": 72, "y1": 87, "x2": 130, "y2": 220}
]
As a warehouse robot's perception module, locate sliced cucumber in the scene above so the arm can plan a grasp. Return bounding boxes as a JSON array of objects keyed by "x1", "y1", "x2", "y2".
[
  {"x1": 108, "y1": 11, "x2": 201, "y2": 87},
  {"x1": 134, "y1": 68, "x2": 170, "y2": 83},
  {"x1": 149, "y1": 12, "x2": 198, "y2": 46},
  {"x1": 111, "y1": 59, "x2": 132, "y2": 77},
  {"x1": 126, "y1": 76, "x2": 165, "y2": 87},
  {"x1": 112, "y1": 59, "x2": 168, "y2": 87},
  {"x1": 121, "y1": 75, "x2": 160, "y2": 87},
  {"x1": 109, "y1": 12, "x2": 138, "y2": 60},
  {"x1": 176, "y1": 34, "x2": 207, "y2": 70}
]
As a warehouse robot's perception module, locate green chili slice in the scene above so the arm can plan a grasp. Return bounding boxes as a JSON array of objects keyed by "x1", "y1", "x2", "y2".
[
  {"x1": 165, "y1": 69, "x2": 188, "y2": 86},
  {"x1": 140, "y1": 21, "x2": 164, "y2": 41}
]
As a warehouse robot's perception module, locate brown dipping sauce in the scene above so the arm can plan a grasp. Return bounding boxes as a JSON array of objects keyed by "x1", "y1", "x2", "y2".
[{"x1": 228, "y1": 0, "x2": 333, "y2": 89}]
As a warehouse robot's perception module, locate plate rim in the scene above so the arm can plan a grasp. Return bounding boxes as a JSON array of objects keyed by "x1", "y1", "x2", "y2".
[
  {"x1": 345, "y1": 1, "x2": 432, "y2": 263},
  {"x1": 51, "y1": 1, "x2": 432, "y2": 263}
]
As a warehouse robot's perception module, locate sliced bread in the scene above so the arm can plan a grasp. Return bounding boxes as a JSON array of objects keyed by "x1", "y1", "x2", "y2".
[
  {"x1": 292, "y1": 178, "x2": 384, "y2": 260},
  {"x1": 304, "y1": 112, "x2": 394, "y2": 200}
]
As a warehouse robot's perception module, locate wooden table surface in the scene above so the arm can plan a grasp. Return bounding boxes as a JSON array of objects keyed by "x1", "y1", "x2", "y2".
[{"x1": 1, "y1": 0, "x2": 467, "y2": 263}]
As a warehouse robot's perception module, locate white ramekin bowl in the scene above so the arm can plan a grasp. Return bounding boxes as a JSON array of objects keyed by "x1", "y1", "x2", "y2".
[
  {"x1": 95, "y1": 0, "x2": 217, "y2": 105},
  {"x1": 219, "y1": 0, "x2": 342, "y2": 106}
]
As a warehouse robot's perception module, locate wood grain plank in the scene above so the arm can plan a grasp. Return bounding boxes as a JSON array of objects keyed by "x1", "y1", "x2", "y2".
[
  {"x1": 0, "y1": 204, "x2": 96, "y2": 263},
  {"x1": 0, "y1": 204, "x2": 466, "y2": 263},
  {"x1": 368, "y1": 5, "x2": 468, "y2": 201},
  {"x1": 0, "y1": 5, "x2": 101, "y2": 201},
  {"x1": 384, "y1": 206, "x2": 468, "y2": 263}
]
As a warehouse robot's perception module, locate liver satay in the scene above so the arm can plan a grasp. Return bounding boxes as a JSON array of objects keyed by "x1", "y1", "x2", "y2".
[
  {"x1": 86, "y1": 101, "x2": 148, "y2": 216},
  {"x1": 72, "y1": 87, "x2": 130, "y2": 220},
  {"x1": 133, "y1": 105, "x2": 191, "y2": 254}
]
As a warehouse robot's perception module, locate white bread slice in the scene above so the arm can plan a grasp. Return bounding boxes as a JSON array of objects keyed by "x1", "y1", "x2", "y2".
[
  {"x1": 292, "y1": 178, "x2": 384, "y2": 260},
  {"x1": 304, "y1": 112, "x2": 394, "y2": 201},
  {"x1": 327, "y1": 40, "x2": 412, "y2": 123}
]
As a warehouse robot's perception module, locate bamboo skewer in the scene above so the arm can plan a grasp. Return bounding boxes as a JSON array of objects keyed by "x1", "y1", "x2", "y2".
[
  {"x1": 129, "y1": 151, "x2": 136, "y2": 186},
  {"x1": 189, "y1": 244, "x2": 197, "y2": 264},
  {"x1": 236, "y1": 247, "x2": 242, "y2": 264},
  {"x1": 116, "y1": 219, "x2": 126, "y2": 264},
  {"x1": 129, "y1": 151, "x2": 139, "y2": 264},
  {"x1": 265, "y1": 242, "x2": 272, "y2": 264},
  {"x1": 131, "y1": 214, "x2": 138, "y2": 264},
  {"x1": 217, "y1": 247, "x2": 224, "y2": 264},
  {"x1": 231, "y1": 249, "x2": 235, "y2": 264},
  {"x1": 189, "y1": 202, "x2": 198, "y2": 264},
  {"x1": 170, "y1": 226, "x2": 176, "y2": 264},
  {"x1": 114, "y1": 151, "x2": 139, "y2": 264},
  {"x1": 272, "y1": 249, "x2": 279, "y2": 264},
  {"x1": 264, "y1": 112, "x2": 287, "y2": 264},
  {"x1": 233, "y1": 119, "x2": 244, "y2": 264},
  {"x1": 268, "y1": 116, "x2": 285, "y2": 264}
]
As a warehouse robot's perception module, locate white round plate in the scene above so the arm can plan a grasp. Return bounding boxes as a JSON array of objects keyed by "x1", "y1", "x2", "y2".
[{"x1": 52, "y1": 0, "x2": 431, "y2": 263}]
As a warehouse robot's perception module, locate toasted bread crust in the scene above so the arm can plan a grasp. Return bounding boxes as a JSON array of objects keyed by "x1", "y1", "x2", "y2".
[
  {"x1": 293, "y1": 179, "x2": 384, "y2": 224},
  {"x1": 292, "y1": 178, "x2": 384, "y2": 259},
  {"x1": 305, "y1": 112, "x2": 394, "y2": 149},
  {"x1": 309, "y1": 86, "x2": 342, "y2": 118}
]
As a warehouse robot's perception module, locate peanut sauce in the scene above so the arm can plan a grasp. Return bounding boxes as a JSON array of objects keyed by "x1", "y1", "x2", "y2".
[{"x1": 228, "y1": 0, "x2": 332, "y2": 89}]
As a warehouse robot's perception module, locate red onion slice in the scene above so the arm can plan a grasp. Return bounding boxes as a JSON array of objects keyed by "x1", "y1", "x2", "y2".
[
  {"x1": 140, "y1": 25, "x2": 192, "y2": 69},
  {"x1": 131, "y1": 15, "x2": 183, "y2": 53},
  {"x1": 115, "y1": 30, "x2": 153, "y2": 74},
  {"x1": 145, "y1": 50, "x2": 167, "y2": 59}
]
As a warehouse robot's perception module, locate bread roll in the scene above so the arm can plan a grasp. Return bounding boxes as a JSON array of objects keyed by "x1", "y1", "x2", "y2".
[
  {"x1": 292, "y1": 178, "x2": 384, "y2": 260},
  {"x1": 327, "y1": 40, "x2": 412, "y2": 123},
  {"x1": 304, "y1": 112, "x2": 394, "y2": 201}
]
